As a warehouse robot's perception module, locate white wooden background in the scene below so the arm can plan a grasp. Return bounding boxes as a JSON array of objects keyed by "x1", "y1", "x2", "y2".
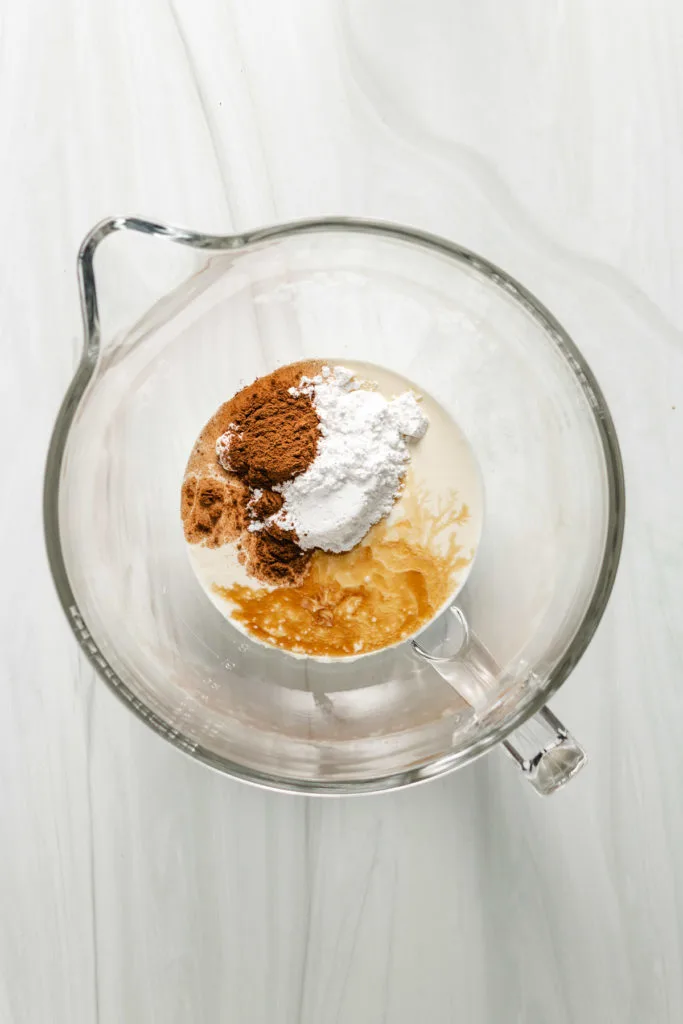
[{"x1": 2, "y1": 1, "x2": 683, "y2": 1021}]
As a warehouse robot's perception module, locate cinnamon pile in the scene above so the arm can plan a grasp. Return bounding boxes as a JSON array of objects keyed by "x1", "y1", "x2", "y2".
[
  {"x1": 216, "y1": 366, "x2": 320, "y2": 487},
  {"x1": 181, "y1": 361, "x2": 323, "y2": 585}
]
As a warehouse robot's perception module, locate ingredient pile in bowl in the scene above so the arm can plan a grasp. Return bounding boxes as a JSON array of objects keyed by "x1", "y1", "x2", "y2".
[{"x1": 181, "y1": 360, "x2": 480, "y2": 658}]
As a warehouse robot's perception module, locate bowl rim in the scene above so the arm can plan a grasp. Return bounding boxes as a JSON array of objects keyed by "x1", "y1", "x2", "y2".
[{"x1": 43, "y1": 215, "x2": 625, "y2": 795}]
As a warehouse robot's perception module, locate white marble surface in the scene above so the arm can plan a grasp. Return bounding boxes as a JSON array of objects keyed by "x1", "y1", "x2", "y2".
[{"x1": 2, "y1": 1, "x2": 683, "y2": 1021}]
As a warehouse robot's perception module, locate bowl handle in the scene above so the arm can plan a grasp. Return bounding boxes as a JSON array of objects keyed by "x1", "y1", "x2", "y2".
[
  {"x1": 77, "y1": 216, "x2": 245, "y2": 358},
  {"x1": 412, "y1": 608, "x2": 586, "y2": 795}
]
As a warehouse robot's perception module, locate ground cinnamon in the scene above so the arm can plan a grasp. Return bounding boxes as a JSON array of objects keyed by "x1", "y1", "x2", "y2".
[
  {"x1": 217, "y1": 364, "x2": 321, "y2": 488},
  {"x1": 248, "y1": 489, "x2": 283, "y2": 519},
  {"x1": 181, "y1": 361, "x2": 323, "y2": 584},
  {"x1": 181, "y1": 474, "x2": 249, "y2": 548},
  {"x1": 242, "y1": 522, "x2": 312, "y2": 585}
]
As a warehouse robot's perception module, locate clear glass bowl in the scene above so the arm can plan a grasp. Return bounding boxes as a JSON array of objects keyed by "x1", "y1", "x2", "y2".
[{"x1": 44, "y1": 218, "x2": 624, "y2": 794}]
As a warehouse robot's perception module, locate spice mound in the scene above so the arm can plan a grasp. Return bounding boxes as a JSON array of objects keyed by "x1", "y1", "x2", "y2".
[{"x1": 181, "y1": 359, "x2": 478, "y2": 658}]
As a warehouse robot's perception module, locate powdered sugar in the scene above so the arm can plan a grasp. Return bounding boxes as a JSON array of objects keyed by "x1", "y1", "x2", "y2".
[
  {"x1": 270, "y1": 366, "x2": 429, "y2": 553},
  {"x1": 388, "y1": 390, "x2": 430, "y2": 440}
]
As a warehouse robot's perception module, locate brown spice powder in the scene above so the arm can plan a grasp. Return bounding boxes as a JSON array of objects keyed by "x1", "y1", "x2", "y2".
[
  {"x1": 181, "y1": 474, "x2": 249, "y2": 548},
  {"x1": 219, "y1": 365, "x2": 321, "y2": 488},
  {"x1": 241, "y1": 522, "x2": 312, "y2": 585},
  {"x1": 248, "y1": 489, "x2": 284, "y2": 520},
  {"x1": 181, "y1": 360, "x2": 323, "y2": 584}
]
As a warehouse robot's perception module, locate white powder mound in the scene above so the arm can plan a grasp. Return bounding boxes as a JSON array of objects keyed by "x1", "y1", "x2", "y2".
[{"x1": 271, "y1": 366, "x2": 429, "y2": 553}]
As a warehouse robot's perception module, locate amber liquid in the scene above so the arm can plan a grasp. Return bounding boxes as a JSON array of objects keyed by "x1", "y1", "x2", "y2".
[{"x1": 215, "y1": 476, "x2": 473, "y2": 657}]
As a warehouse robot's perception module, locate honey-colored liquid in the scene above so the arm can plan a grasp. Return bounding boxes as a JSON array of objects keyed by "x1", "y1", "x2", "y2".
[{"x1": 214, "y1": 477, "x2": 473, "y2": 657}]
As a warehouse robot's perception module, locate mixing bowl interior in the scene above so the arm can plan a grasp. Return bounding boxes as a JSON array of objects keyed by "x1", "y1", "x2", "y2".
[{"x1": 51, "y1": 223, "x2": 621, "y2": 789}]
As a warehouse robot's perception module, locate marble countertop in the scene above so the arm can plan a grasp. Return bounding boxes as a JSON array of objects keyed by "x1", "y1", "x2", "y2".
[{"x1": 2, "y1": 1, "x2": 683, "y2": 1021}]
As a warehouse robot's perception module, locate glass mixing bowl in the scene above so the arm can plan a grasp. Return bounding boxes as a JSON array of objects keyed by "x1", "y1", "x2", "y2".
[{"x1": 44, "y1": 217, "x2": 624, "y2": 795}]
